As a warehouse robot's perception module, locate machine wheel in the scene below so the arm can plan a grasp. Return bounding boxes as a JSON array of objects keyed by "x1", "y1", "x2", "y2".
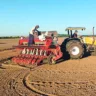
[
  {"x1": 47, "y1": 54, "x2": 56, "y2": 65},
  {"x1": 67, "y1": 41, "x2": 84, "y2": 59}
]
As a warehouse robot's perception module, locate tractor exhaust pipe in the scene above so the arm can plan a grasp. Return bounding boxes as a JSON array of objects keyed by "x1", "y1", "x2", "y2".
[
  {"x1": 92, "y1": 27, "x2": 95, "y2": 46},
  {"x1": 93, "y1": 27, "x2": 94, "y2": 36}
]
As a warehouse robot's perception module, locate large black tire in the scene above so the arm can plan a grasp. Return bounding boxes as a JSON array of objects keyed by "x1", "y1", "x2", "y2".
[{"x1": 67, "y1": 41, "x2": 84, "y2": 59}]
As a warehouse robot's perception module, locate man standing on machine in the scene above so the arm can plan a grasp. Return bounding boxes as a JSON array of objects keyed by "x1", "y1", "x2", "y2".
[{"x1": 28, "y1": 25, "x2": 40, "y2": 46}]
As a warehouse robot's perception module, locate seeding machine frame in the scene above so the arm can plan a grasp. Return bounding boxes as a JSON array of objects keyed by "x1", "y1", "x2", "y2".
[{"x1": 12, "y1": 35, "x2": 62, "y2": 66}]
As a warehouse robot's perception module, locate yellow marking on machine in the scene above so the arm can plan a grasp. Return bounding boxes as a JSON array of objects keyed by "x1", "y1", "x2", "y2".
[
  {"x1": 35, "y1": 42, "x2": 46, "y2": 45},
  {"x1": 83, "y1": 37, "x2": 96, "y2": 45}
]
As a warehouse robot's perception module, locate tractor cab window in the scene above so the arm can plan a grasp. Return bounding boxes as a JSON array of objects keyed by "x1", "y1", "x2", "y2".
[{"x1": 72, "y1": 30, "x2": 78, "y2": 38}]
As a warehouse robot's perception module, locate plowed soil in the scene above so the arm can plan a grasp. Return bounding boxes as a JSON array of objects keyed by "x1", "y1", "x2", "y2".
[{"x1": 0, "y1": 38, "x2": 96, "y2": 96}]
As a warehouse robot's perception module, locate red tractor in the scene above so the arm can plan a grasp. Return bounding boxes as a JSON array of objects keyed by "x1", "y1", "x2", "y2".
[{"x1": 12, "y1": 31, "x2": 62, "y2": 66}]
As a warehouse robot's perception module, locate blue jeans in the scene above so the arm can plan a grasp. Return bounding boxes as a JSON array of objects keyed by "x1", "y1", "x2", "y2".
[{"x1": 28, "y1": 34, "x2": 34, "y2": 46}]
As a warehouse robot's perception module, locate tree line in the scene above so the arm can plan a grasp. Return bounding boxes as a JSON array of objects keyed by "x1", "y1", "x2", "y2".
[
  {"x1": 0, "y1": 34, "x2": 95, "y2": 39},
  {"x1": 0, "y1": 36, "x2": 20, "y2": 39}
]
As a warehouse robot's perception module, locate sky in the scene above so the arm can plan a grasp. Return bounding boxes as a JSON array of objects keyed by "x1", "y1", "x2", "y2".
[{"x1": 0, "y1": 0, "x2": 96, "y2": 36}]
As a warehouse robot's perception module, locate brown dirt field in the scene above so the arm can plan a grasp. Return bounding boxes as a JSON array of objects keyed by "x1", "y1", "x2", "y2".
[
  {"x1": 0, "y1": 38, "x2": 96, "y2": 96},
  {"x1": 58, "y1": 37, "x2": 64, "y2": 45},
  {"x1": 0, "y1": 39, "x2": 19, "y2": 51}
]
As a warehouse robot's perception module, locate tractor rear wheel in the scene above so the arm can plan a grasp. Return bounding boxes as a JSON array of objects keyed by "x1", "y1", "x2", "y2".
[{"x1": 67, "y1": 41, "x2": 84, "y2": 59}]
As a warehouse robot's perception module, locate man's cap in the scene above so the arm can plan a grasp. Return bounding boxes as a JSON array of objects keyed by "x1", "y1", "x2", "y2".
[{"x1": 35, "y1": 25, "x2": 39, "y2": 28}]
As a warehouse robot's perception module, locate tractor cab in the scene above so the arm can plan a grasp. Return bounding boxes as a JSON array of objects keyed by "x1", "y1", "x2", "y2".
[{"x1": 65, "y1": 27, "x2": 86, "y2": 38}]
